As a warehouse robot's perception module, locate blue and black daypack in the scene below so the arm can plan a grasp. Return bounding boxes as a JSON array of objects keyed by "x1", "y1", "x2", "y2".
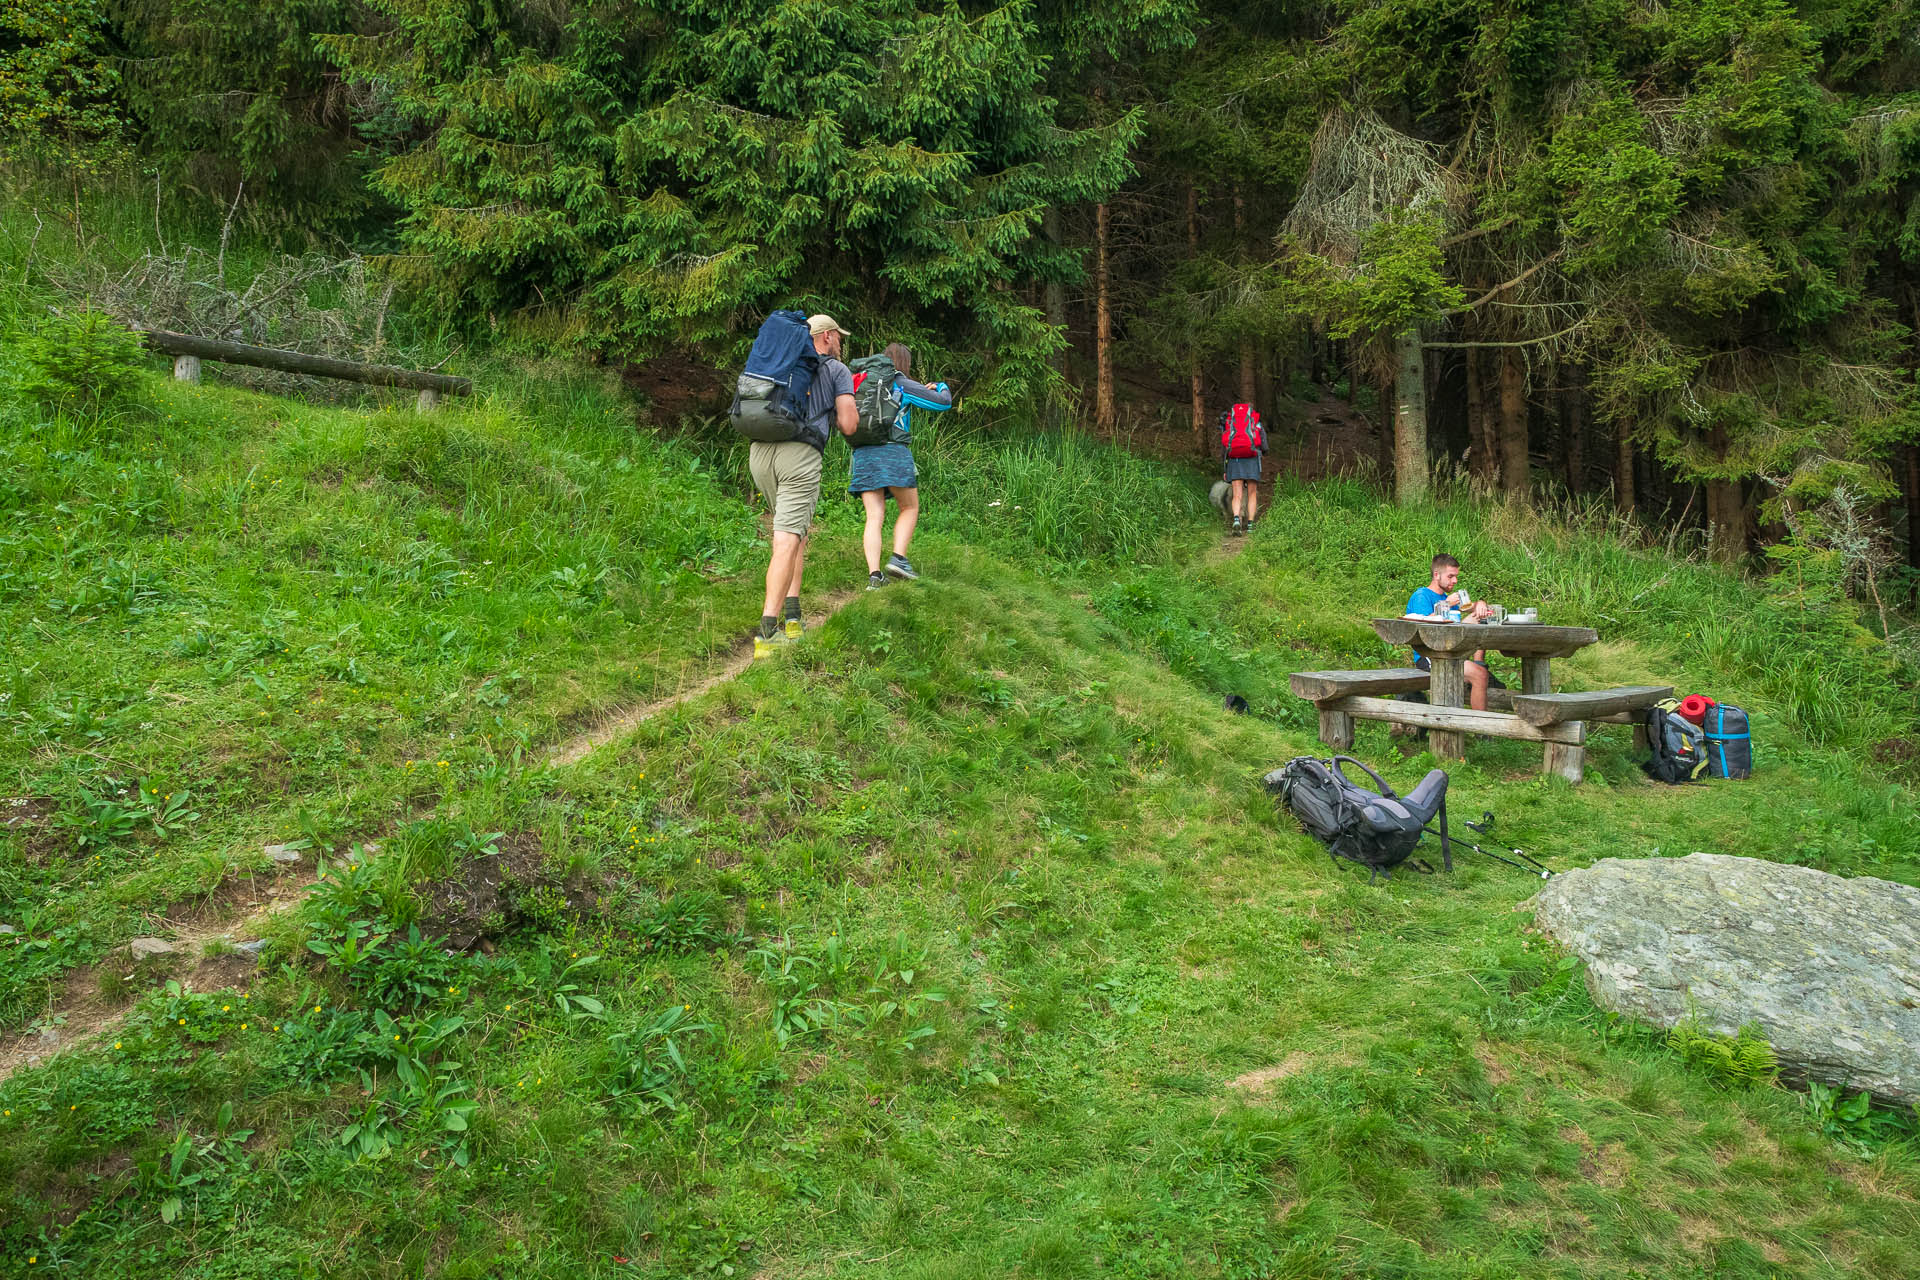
[
  {"x1": 1704, "y1": 703, "x2": 1751, "y2": 779},
  {"x1": 1643, "y1": 699, "x2": 1708, "y2": 784},
  {"x1": 731, "y1": 310, "x2": 821, "y2": 446}
]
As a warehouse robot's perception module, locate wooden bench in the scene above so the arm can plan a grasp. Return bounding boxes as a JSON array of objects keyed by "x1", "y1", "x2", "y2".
[
  {"x1": 1289, "y1": 669, "x2": 1429, "y2": 750},
  {"x1": 1508, "y1": 686, "x2": 1673, "y2": 726},
  {"x1": 1291, "y1": 670, "x2": 1674, "y2": 783}
]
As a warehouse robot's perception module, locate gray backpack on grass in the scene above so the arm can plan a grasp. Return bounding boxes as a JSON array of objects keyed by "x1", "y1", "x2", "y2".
[{"x1": 1264, "y1": 756, "x2": 1452, "y2": 882}]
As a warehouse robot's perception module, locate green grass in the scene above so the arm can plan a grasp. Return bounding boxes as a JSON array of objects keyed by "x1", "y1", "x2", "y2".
[{"x1": 4, "y1": 179, "x2": 1920, "y2": 1278}]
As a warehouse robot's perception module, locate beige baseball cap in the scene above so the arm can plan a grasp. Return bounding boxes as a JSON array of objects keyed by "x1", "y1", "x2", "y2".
[{"x1": 807, "y1": 314, "x2": 852, "y2": 338}]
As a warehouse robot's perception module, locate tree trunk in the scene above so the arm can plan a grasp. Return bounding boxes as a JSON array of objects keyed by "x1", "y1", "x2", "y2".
[
  {"x1": 1235, "y1": 188, "x2": 1255, "y2": 405},
  {"x1": 1187, "y1": 186, "x2": 1205, "y2": 455},
  {"x1": 1094, "y1": 201, "x2": 1114, "y2": 434},
  {"x1": 1498, "y1": 348, "x2": 1528, "y2": 498},
  {"x1": 1706, "y1": 424, "x2": 1744, "y2": 562},
  {"x1": 1616, "y1": 421, "x2": 1637, "y2": 516},
  {"x1": 1562, "y1": 365, "x2": 1587, "y2": 497},
  {"x1": 1465, "y1": 347, "x2": 1491, "y2": 486},
  {"x1": 1375, "y1": 372, "x2": 1396, "y2": 482},
  {"x1": 1042, "y1": 207, "x2": 1066, "y2": 366},
  {"x1": 1904, "y1": 444, "x2": 1920, "y2": 584},
  {"x1": 1392, "y1": 329, "x2": 1428, "y2": 504}
]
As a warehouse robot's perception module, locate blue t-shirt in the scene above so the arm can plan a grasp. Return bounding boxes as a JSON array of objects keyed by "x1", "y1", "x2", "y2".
[{"x1": 1407, "y1": 586, "x2": 1448, "y2": 618}]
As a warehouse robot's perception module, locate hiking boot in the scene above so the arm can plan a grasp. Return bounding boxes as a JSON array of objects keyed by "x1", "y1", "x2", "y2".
[
  {"x1": 784, "y1": 617, "x2": 804, "y2": 640},
  {"x1": 866, "y1": 571, "x2": 889, "y2": 591},
  {"x1": 1231, "y1": 519, "x2": 1245, "y2": 536},
  {"x1": 885, "y1": 554, "x2": 920, "y2": 581},
  {"x1": 1245, "y1": 519, "x2": 1257, "y2": 534},
  {"x1": 752, "y1": 632, "x2": 790, "y2": 660}
]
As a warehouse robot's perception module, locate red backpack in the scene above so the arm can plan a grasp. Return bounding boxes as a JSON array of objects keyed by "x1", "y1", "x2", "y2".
[{"x1": 1220, "y1": 404, "x2": 1263, "y2": 458}]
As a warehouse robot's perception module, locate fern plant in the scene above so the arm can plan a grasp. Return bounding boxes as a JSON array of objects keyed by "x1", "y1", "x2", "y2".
[{"x1": 1667, "y1": 1020, "x2": 1778, "y2": 1089}]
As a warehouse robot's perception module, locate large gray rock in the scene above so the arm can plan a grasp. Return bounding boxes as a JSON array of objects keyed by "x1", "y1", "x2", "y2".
[{"x1": 1530, "y1": 853, "x2": 1920, "y2": 1105}]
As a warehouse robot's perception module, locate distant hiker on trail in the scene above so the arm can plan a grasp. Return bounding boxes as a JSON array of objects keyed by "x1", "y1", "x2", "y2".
[
  {"x1": 1218, "y1": 403, "x2": 1265, "y2": 535},
  {"x1": 749, "y1": 314, "x2": 856, "y2": 659},
  {"x1": 847, "y1": 342, "x2": 952, "y2": 590},
  {"x1": 1404, "y1": 553, "x2": 1498, "y2": 709}
]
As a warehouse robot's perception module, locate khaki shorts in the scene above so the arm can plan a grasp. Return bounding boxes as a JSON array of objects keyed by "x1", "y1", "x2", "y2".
[{"x1": 749, "y1": 439, "x2": 824, "y2": 537}]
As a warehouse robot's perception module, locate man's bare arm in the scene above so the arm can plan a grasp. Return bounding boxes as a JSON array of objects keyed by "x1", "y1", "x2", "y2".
[{"x1": 836, "y1": 393, "x2": 858, "y2": 437}]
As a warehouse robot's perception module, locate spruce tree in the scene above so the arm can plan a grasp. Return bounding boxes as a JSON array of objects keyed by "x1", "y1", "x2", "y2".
[{"x1": 326, "y1": 0, "x2": 1186, "y2": 416}]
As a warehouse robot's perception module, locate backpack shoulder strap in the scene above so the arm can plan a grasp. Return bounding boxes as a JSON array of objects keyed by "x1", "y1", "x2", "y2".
[{"x1": 1331, "y1": 755, "x2": 1396, "y2": 798}]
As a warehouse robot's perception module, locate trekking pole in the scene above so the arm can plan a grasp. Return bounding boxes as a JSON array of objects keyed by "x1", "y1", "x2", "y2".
[
  {"x1": 1421, "y1": 825, "x2": 1553, "y2": 878},
  {"x1": 1460, "y1": 811, "x2": 1553, "y2": 874}
]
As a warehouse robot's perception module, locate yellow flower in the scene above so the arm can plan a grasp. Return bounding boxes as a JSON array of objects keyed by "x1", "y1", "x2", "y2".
[
  {"x1": 240, "y1": 1024, "x2": 248, "y2": 1031},
  {"x1": 177, "y1": 1018, "x2": 185, "y2": 1025}
]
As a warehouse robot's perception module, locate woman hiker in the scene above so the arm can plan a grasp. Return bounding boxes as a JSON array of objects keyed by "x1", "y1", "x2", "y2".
[
  {"x1": 1218, "y1": 401, "x2": 1265, "y2": 535},
  {"x1": 851, "y1": 342, "x2": 952, "y2": 589}
]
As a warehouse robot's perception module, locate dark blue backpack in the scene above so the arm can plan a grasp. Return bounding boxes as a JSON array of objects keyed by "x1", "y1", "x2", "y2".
[
  {"x1": 1704, "y1": 704, "x2": 1751, "y2": 779},
  {"x1": 731, "y1": 310, "x2": 820, "y2": 445}
]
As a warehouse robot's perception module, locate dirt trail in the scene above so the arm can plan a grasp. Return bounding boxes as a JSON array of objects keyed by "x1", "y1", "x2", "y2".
[
  {"x1": 0, "y1": 858, "x2": 322, "y2": 1083},
  {"x1": 1, "y1": 585, "x2": 871, "y2": 1082},
  {"x1": 547, "y1": 585, "x2": 861, "y2": 768}
]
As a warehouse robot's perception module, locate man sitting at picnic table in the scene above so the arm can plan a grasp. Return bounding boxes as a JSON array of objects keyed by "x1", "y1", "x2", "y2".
[{"x1": 1405, "y1": 553, "x2": 1499, "y2": 710}]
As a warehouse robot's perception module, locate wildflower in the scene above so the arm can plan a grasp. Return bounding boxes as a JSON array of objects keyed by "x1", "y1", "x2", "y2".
[
  {"x1": 178, "y1": 1018, "x2": 185, "y2": 1025},
  {"x1": 115, "y1": 1042, "x2": 122, "y2": 1050},
  {"x1": 240, "y1": 1024, "x2": 248, "y2": 1031}
]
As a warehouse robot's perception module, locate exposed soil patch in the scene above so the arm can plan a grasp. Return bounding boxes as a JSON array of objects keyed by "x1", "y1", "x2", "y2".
[
  {"x1": 415, "y1": 831, "x2": 606, "y2": 951},
  {"x1": 1475, "y1": 1042, "x2": 1513, "y2": 1086},
  {"x1": 547, "y1": 585, "x2": 860, "y2": 768},
  {"x1": 4, "y1": 795, "x2": 66, "y2": 863},
  {"x1": 1226, "y1": 1053, "x2": 1314, "y2": 1099},
  {"x1": 1, "y1": 795, "x2": 56, "y2": 832},
  {"x1": 0, "y1": 859, "x2": 319, "y2": 1084},
  {"x1": 1583, "y1": 1141, "x2": 1632, "y2": 1189},
  {"x1": 621, "y1": 350, "x2": 731, "y2": 422},
  {"x1": 1871, "y1": 736, "x2": 1918, "y2": 780}
]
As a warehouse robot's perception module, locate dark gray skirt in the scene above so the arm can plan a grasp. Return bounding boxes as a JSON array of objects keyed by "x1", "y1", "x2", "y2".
[
  {"x1": 1223, "y1": 455, "x2": 1262, "y2": 482},
  {"x1": 849, "y1": 442, "x2": 917, "y2": 495}
]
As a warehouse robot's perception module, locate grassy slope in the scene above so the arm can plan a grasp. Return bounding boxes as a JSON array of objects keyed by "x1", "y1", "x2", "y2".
[
  {"x1": 3, "y1": 180, "x2": 1918, "y2": 1278},
  {"x1": 0, "y1": 374, "x2": 1915, "y2": 1277}
]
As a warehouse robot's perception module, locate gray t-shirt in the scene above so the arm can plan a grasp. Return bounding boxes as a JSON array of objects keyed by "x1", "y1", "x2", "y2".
[{"x1": 803, "y1": 356, "x2": 855, "y2": 450}]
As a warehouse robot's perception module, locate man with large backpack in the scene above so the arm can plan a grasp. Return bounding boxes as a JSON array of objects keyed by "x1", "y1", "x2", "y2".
[
  {"x1": 1218, "y1": 403, "x2": 1265, "y2": 535},
  {"x1": 741, "y1": 313, "x2": 857, "y2": 658}
]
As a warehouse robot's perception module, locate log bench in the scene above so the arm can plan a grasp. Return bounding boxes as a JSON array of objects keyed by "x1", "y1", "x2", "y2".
[
  {"x1": 1290, "y1": 667, "x2": 1674, "y2": 783},
  {"x1": 1289, "y1": 669, "x2": 1429, "y2": 749}
]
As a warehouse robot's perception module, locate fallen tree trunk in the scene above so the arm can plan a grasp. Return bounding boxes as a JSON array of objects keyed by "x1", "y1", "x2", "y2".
[{"x1": 134, "y1": 326, "x2": 472, "y2": 396}]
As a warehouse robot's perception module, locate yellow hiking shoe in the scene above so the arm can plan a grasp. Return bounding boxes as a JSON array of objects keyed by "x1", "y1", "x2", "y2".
[
  {"x1": 784, "y1": 617, "x2": 804, "y2": 640},
  {"x1": 752, "y1": 632, "x2": 789, "y2": 660}
]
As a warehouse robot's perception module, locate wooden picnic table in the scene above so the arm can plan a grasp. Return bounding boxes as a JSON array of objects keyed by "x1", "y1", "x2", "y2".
[{"x1": 1371, "y1": 617, "x2": 1600, "y2": 771}]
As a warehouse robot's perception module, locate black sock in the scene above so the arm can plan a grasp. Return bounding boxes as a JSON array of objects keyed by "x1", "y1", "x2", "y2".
[
  {"x1": 782, "y1": 596, "x2": 801, "y2": 622},
  {"x1": 759, "y1": 615, "x2": 779, "y2": 639}
]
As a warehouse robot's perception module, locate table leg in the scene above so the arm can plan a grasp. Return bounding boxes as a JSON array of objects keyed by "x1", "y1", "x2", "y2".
[
  {"x1": 1429, "y1": 657, "x2": 1466, "y2": 759},
  {"x1": 1520, "y1": 655, "x2": 1552, "y2": 696}
]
